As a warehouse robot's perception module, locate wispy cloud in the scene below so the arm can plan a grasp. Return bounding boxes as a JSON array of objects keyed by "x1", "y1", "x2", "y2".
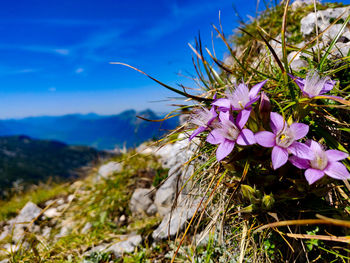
[
  {"x1": 54, "y1": 49, "x2": 70, "y2": 55},
  {"x1": 48, "y1": 86, "x2": 56, "y2": 92},
  {"x1": 75, "y1": 67, "x2": 84, "y2": 74},
  {"x1": 0, "y1": 65, "x2": 40, "y2": 76}
]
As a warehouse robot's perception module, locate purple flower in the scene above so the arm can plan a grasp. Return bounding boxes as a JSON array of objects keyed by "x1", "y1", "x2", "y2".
[
  {"x1": 290, "y1": 140, "x2": 350, "y2": 185},
  {"x1": 189, "y1": 106, "x2": 218, "y2": 140},
  {"x1": 255, "y1": 112, "x2": 314, "y2": 170},
  {"x1": 212, "y1": 80, "x2": 268, "y2": 116},
  {"x1": 289, "y1": 71, "x2": 336, "y2": 98},
  {"x1": 206, "y1": 111, "x2": 256, "y2": 162}
]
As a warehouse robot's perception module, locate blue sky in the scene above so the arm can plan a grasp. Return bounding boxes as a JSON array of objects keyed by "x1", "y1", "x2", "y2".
[{"x1": 0, "y1": 0, "x2": 263, "y2": 118}]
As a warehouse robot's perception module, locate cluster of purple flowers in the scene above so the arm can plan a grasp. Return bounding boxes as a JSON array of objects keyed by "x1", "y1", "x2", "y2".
[{"x1": 189, "y1": 72, "x2": 350, "y2": 185}]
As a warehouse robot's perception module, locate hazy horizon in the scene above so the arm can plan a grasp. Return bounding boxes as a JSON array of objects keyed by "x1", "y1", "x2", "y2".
[{"x1": 0, "y1": 108, "x2": 171, "y2": 120}]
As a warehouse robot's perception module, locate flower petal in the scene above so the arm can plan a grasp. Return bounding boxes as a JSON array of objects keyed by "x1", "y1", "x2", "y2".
[
  {"x1": 255, "y1": 131, "x2": 275, "y2": 147},
  {"x1": 236, "y1": 109, "x2": 251, "y2": 129},
  {"x1": 270, "y1": 112, "x2": 285, "y2": 134},
  {"x1": 307, "y1": 140, "x2": 323, "y2": 153},
  {"x1": 289, "y1": 156, "x2": 310, "y2": 169},
  {"x1": 288, "y1": 74, "x2": 305, "y2": 91},
  {"x1": 218, "y1": 110, "x2": 234, "y2": 124},
  {"x1": 249, "y1": 79, "x2": 268, "y2": 99},
  {"x1": 324, "y1": 162, "x2": 350, "y2": 180},
  {"x1": 320, "y1": 79, "x2": 336, "y2": 94},
  {"x1": 212, "y1": 98, "x2": 231, "y2": 110},
  {"x1": 206, "y1": 129, "x2": 224, "y2": 145},
  {"x1": 189, "y1": 126, "x2": 206, "y2": 140},
  {"x1": 245, "y1": 97, "x2": 260, "y2": 108},
  {"x1": 208, "y1": 107, "x2": 218, "y2": 125},
  {"x1": 216, "y1": 139, "x2": 235, "y2": 162},
  {"x1": 271, "y1": 146, "x2": 289, "y2": 170},
  {"x1": 288, "y1": 142, "x2": 314, "y2": 160},
  {"x1": 237, "y1": 129, "x2": 256, "y2": 146},
  {"x1": 326, "y1": 150, "x2": 349, "y2": 162},
  {"x1": 305, "y1": 168, "x2": 325, "y2": 185},
  {"x1": 290, "y1": 123, "x2": 309, "y2": 140}
]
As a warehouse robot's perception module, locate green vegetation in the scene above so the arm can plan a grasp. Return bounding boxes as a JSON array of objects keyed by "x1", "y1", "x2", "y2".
[
  {"x1": 0, "y1": 135, "x2": 108, "y2": 198},
  {"x1": 0, "y1": 151, "x2": 167, "y2": 262}
]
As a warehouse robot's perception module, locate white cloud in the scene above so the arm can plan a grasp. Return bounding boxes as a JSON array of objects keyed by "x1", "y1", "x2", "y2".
[
  {"x1": 75, "y1": 68, "x2": 84, "y2": 74},
  {"x1": 54, "y1": 49, "x2": 70, "y2": 55}
]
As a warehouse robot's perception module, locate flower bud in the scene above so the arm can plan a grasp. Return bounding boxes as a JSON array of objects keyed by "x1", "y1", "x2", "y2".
[{"x1": 262, "y1": 194, "x2": 275, "y2": 210}]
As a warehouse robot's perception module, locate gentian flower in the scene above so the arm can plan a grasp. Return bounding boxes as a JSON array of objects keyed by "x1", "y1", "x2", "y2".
[
  {"x1": 212, "y1": 80, "x2": 268, "y2": 120},
  {"x1": 259, "y1": 91, "x2": 271, "y2": 127},
  {"x1": 189, "y1": 106, "x2": 217, "y2": 140},
  {"x1": 206, "y1": 111, "x2": 256, "y2": 162},
  {"x1": 289, "y1": 71, "x2": 336, "y2": 98},
  {"x1": 290, "y1": 140, "x2": 350, "y2": 185},
  {"x1": 255, "y1": 112, "x2": 314, "y2": 170}
]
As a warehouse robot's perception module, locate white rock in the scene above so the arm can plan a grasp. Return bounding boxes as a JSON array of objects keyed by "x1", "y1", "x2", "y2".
[
  {"x1": 3, "y1": 243, "x2": 20, "y2": 253},
  {"x1": 98, "y1": 161, "x2": 122, "y2": 179},
  {"x1": 56, "y1": 204, "x2": 67, "y2": 212},
  {"x1": 152, "y1": 197, "x2": 202, "y2": 240},
  {"x1": 154, "y1": 164, "x2": 194, "y2": 217},
  {"x1": 129, "y1": 188, "x2": 153, "y2": 215},
  {"x1": 146, "y1": 204, "x2": 157, "y2": 216},
  {"x1": 81, "y1": 222, "x2": 92, "y2": 234},
  {"x1": 291, "y1": 0, "x2": 318, "y2": 10},
  {"x1": 42, "y1": 226, "x2": 51, "y2": 239},
  {"x1": 56, "y1": 198, "x2": 65, "y2": 206},
  {"x1": 301, "y1": 7, "x2": 350, "y2": 40},
  {"x1": 107, "y1": 234, "x2": 142, "y2": 257},
  {"x1": 67, "y1": 194, "x2": 75, "y2": 203},
  {"x1": 331, "y1": 42, "x2": 350, "y2": 57},
  {"x1": 0, "y1": 226, "x2": 10, "y2": 241},
  {"x1": 154, "y1": 163, "x2": 182, "y2": 216},
  {"x1": 119, "y1": 214, "x2": 126, "y2": 223},
  {"x1": 84, "y1": 234, "x2": 142, "y2": 258},
  {"x1": 43, "y1": 208, "x2": 60, "y2": 218},
  {"x1": 55, "y1": 221, "x2": 74, "y2": 238},
  {"x1": 13, "y1": 202, "x2": 42, "y2": 225},
  {"x1": 288, "y1": 51, "x2": 309, "y2": 70},
  {"x1": 86, "y1": 243, "x2": 108, "y2": 254},
  {"x1": 136, "y1": 143, "x2": 156, "y2": 155}
]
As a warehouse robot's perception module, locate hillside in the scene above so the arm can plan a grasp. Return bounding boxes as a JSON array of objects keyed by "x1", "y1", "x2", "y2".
[
  {"x1": 0, "y1": 1, "x2": 349, "y2": 262},
  {"x1": 0, "y1": 135, "x2": 109, "y2": 197},
  {"x1": 0, "y1": 110, "x2": 178, "y2": 150}
]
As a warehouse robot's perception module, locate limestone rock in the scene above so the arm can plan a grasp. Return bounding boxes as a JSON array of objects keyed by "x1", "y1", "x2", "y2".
[
  {"x1": 300, "y1": 7, "x2": 350, "y2": 42},
  {"x1": 154, "y1": 163, "x2": 194, "y2": 217},
  {"x1": 97, "y1": 161, "x2": 122, "y2": 179},
  {"x1": 107, "y1": 234, "x2": 142, "y2": 257},
  {"x1": 146, "y1": 204, "x2": 157, "y2": 216},
  {"x1": 154, "y1": 163, "x2": 182, "y2": 216},
  {"x1": 81, "y1": 222, "x2": 92, "y2": 234},
  {"x1": 291, "y1": 0, "x2": 318, "y2": 10},
  {"x1": 129, "y1": 188, "x2": 153, "y2": 215},
  {"x1": 288, "y1": 51, "x2": 309, "y2": 70},
  {"x1": 13, "y1": 201, "x2": 42, "y2": 225},
  {"x1": 43, "y1": 208, "x2": 60, "y2": 219},
  {"x1": 84, "y1": 234, "x2": 142, "y2": 258},
  {"x1": 152, "y1": 197, "x2": 202, "y2": 240},
  {"x1": 42, "y1": 226, "x2": 51, "y2": 239}
]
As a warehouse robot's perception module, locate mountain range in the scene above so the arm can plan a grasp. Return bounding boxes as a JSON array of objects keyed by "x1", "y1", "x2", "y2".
[{"x1": 0, "y1": 109, "x2": 179, "y2": 150}]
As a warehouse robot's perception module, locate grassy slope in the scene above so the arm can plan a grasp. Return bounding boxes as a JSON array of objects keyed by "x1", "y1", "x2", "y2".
[
  {"x1": 0, "y1": 150, "x2": 170, "y2": 262},
  {"x1": 1, "y1": 1, "x2": 350, "y2": 262}
]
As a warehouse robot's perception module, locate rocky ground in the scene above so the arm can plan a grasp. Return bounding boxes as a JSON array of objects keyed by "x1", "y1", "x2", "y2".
[{"x1": 0, "y1": 132, "x2": 206, "y2": 262}]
